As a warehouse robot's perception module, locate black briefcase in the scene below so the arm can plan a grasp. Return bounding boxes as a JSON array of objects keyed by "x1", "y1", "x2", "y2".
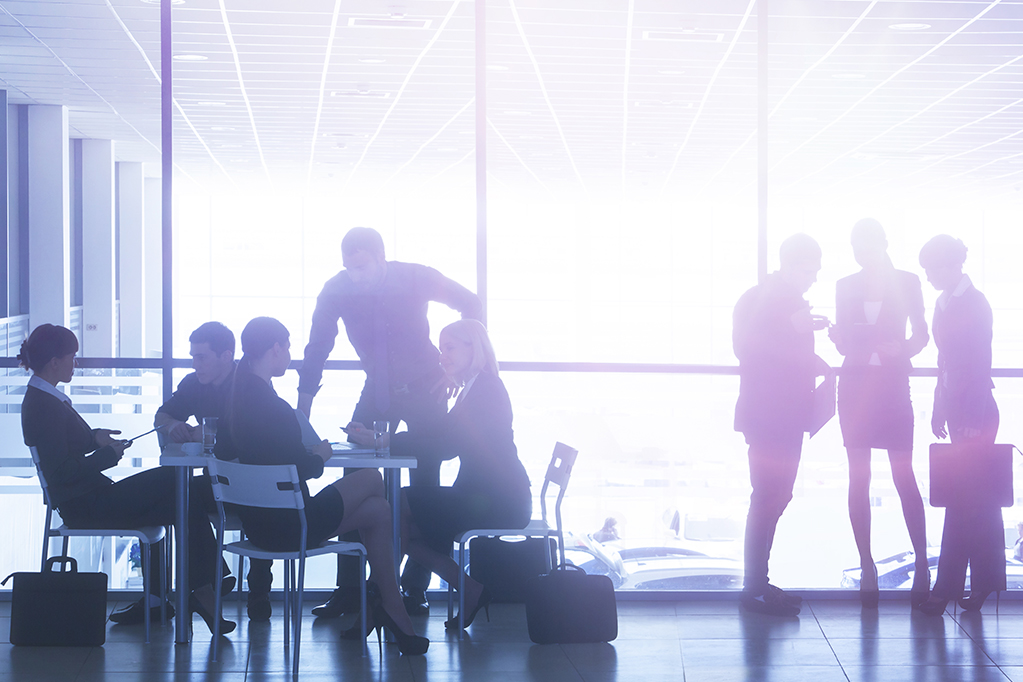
[
  {"x1": 3, "y1": 556, "x2": 107, "y2": 646},
  {"x1": 468, "y1": 536, "x2": 558, "y2": 603},
  {"x1": 526, "y1": 564, "x2": 618, "y2": 644},
  {"x1": 929, "y1": 443, "x2": 1014, "y2": 508}
]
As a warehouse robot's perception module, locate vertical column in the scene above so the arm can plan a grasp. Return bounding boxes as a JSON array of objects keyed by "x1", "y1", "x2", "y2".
[
  {"x1": 81, "y1": 139, "x2": 116, "y2": 357},
  {"x1": 118, "y1": 162, "x2": 145, "y2": 357},
  {"x1": 27, "y1": 105, "x2": 70, "y2": 330},
  {"x1": 756, "y1": 0, "x2": 768, "y2": 283},
  {"x1": 0, "y1": 91, "x2": 8, "y2": 320},
  {"x1": 144, "y1": 176, "x2": 161, "y2": 357},
  {"x1": 475, "y1": 0, "x2": 487, "y2": 325}
]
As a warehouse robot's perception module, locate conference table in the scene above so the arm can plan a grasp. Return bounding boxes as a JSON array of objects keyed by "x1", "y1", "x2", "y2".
[{"x1": 160, "y1": 442, "x2": 416, "y2": 644}]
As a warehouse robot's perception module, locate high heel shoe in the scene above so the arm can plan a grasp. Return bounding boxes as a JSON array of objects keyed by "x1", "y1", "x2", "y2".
[
  {"x1": 372, "y1": 602, "x2": 429, "y2": 655},
  {"x1": 859, "y1": 564, "x2": 879, "y2": 609},
  {"x1": 910, "y1": 564, "x2": 930, "y2": 607},
  {"x1": 445, "y1": 586, "x2": 493, "y2": 630},
  {"x1": 190, "y1": 591, "x2": 236, "y2": 635},
  {"x1": 913, "y1": 596, "x2": 949, "y2": 617},
  {"x1": 340, "y1": 581, "x2": 380, "y2": 641},
  {"x1": 958, "y1": 591, "x2": 991, "y2": 612}
]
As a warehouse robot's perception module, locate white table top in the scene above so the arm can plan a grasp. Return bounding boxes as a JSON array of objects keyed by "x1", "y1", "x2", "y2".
[{"x1": 159, "y1": 441, "x2": 416, "y2": 469}]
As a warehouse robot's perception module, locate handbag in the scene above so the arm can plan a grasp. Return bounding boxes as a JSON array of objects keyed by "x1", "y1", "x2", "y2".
[
  {"x1": 3, "y1": 556, "x2": 107, "y2": 646},
  {"x1": 929, "y1": 443, "x2": 1014, "y2": 508},
  {"x1": 468, "y1": 536, "x2": 558, "y2": 603},
  {"x1": 526, "y1": 563, "x2": 617, "y2": 644}
]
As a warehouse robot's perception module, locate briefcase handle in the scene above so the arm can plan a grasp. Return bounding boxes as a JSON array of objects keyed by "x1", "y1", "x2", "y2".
[
  {"x1": 551, "y1": 563, "x2": 585, "y2": 574},
  {"x1": 44, "y1": 555, "x2": 79, "y2": 574}
]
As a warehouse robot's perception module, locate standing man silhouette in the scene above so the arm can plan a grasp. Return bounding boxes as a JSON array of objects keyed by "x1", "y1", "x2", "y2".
[
  {"x1": 299, "y1": 227, "x2": 483, "y2": 617},
  {"x1": 733, "y1": 234, "x2": 828, "y2": 616}
]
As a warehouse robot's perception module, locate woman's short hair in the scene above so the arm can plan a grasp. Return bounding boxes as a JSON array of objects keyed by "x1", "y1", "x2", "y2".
[
  {"x1": 919, "y1": 234, "x2": 968, "y2": 270},
  {"x1": 240, "y1": 317, "x2": 289, "y2": 363},
  {"x1": 441, "y1": 319, "x2": 499, "y2": 383},
  {"x1": 18, "y1": 324, "x2": 79, "y2": 372}
]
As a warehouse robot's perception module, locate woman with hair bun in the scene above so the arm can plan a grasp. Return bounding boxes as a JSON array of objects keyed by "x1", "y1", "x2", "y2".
[
  {"x1": 915, "y1": 236, "x2": 1004, "y2": 615},
  {"x1": 19, "y1": 324, "x2": 231, "y2": 633},
  {"x1": 348, "y1": 319, "x2": 531, "y2": 631},
  {"x1": 215, "y1": 317, "x2": 427, "y2": 655}
]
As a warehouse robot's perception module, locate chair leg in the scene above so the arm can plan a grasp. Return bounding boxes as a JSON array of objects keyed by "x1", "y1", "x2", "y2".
[
  {"x1": 359, "y1": 554, "x2": 368, "y2": 657},
  {"x1": 294, "y1": 556, "x2": 306, "y2": 678},
  {"x1": 212, "y1": 539, "x2": 226, "y2": 661},
  {"x1": 142, "y1": 542, "x2": 151, "y2": 644},
  {"x1": 458, "y1": 542, "x2": 467, "y2": 640},
  {"x1": 283, "y1": 560, "x2": 291, "y2": 651}
]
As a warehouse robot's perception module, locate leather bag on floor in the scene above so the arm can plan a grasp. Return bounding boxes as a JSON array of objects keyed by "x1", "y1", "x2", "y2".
[
  {"x1": 3, "y1": 556, "x2": 107, "y2": 646},
  {"x1": 526, "y1": 564, "x2": 618, "y2": 644}
]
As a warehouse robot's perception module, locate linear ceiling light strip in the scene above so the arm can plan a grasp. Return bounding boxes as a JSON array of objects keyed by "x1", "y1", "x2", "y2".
[
  {"x1": 487, "y1": 117, "x2": 554, "y2": 197},
  {"x1": 0, "y1": 3, "x2": 195, "y2": 177},
  {"x1": 508, "y1": 0, "x2": 587, "y2": 193},
  {"x1": 104, "y1": 0, "x2": 228, "y2": 184},
  {"x1": 770, "y1": 0, "x2": 1005, "y2": 174},
  {"x1": 698, "y1": 0, "x2": 878, "y2": 194},
  {"x1": 621, "y1": 0, "x2": 635, "y2": 192},
  {"x1": 787, "y1": 51, "x2": 1023, "y2": 192},
  {"x1": 660, "y1": 0, "x2": 756, "y2": 195},
  {"x1": 383, "y1": 98, "x2": 475, "y2": 186},
  {"x1": 343, "y1": 0, "x2": 464, "y2": 192},
  {"x1": 218, "y1": 0, "x2": 270, "y2": 180},
  {"x1": 306, "y1": 0, "x2": 343, "y2": 185}
]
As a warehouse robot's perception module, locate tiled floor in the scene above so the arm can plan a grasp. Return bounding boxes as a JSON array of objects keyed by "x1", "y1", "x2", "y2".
[{"x1": 3, "y1": 596, "x2": 1023, "y2": 680}]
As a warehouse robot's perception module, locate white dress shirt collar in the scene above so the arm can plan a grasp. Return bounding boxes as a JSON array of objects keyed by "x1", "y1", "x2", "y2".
[
  {"x1": 455, "y1": 373, "x2": 479, "y2": 405},
  {"x1": 28, "y1": 374, "x2": 72, "y2": 405},
  {"x1": 937, "y1": 274, "x2": 972, "y2": 312}
]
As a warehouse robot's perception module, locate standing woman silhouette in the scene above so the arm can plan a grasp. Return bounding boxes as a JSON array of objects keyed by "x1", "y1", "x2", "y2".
[
  {"x1": 915, "y1": 235, "x2": 1003, "y2": 615},
  {"x1": 830, "y1": 219, "x2": 930, "y2": 607}
]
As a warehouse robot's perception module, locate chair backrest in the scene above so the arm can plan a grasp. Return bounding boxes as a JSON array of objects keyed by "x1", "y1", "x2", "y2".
[
  {"x1": 538, "y1": 442, "x2": 578, "y2": 523},
  {"x1": 28, "y1": 446, "x2": 54, "y2": 507},
  {"x1": 206, "y1": 458, "x2": 305, "y2": 511}
]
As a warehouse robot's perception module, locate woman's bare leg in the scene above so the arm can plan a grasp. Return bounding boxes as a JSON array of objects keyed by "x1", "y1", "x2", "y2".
[
  {"x1": 888, "y1": 449, "x2": 929, "y2": 577},
  {"x1": 847, "y1": 447, "x2": 876, "y2": 584},
  {"x1": 330, "y1": 469, "x2": 416, "y2": 636}
]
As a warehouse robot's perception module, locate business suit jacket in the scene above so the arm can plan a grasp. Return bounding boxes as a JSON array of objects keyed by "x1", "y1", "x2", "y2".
[
  {"x1": 391, "y1": 371, "x2": 530, "y2": 500},
  {"x1": 21, "y1": 384, "x2": 119, "y2": 507},
  {"x1": 833, "y1": 267, "x2": 928, "y2": 372},
  {"x1": 933, "y1": 282, "x2": 997, "y2": 438},
  {"x1": 733, "y1": 272, "x2": 816, "y2": 442}
]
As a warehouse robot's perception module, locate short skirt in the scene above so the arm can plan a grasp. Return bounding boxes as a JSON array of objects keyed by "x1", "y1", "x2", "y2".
[
  {"x1": 405, "y1": 485, "x2": 531, "y2": 550},
  {"x1": 242, "y1": 485, "x2": 345, "y2": 552},
  {"x1": 838, "y1": 367, "x2": 914, "y2": 452}
]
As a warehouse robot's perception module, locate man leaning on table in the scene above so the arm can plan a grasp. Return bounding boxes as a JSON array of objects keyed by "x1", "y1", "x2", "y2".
[
  {"x1": 298, "y1": 226, "x2": 483, "y2": 617},
  {"x1": 154, "y1": 322, "x2": 275, "y2": 621}
]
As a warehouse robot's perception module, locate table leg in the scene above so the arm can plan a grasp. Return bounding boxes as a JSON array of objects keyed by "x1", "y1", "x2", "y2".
[
  {"x1": 174, "y1": 467, "x2": 190, "y2": 644},
  {"x1": 385, "y1": 468, "x2": 401, "y2": 581}
]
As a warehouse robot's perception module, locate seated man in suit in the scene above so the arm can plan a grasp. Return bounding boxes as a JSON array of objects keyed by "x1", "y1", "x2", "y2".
[{"x1": 155, "y1": 322, "x2": 273, "y2": 621}]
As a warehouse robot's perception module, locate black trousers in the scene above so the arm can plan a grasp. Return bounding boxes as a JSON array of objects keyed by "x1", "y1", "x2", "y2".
[
  {"x1": 336, "y1": 374, "x2": 449, "y2": 594},
  {"x1": 59, "y1": 467, "x2": 219, "y2": 596},
  {"x1": 933, "y1": 400, "x2": 1005, "y2": 599},
  {"x1": 742, "y1": 432, "x2": 803, "y2": 593}
]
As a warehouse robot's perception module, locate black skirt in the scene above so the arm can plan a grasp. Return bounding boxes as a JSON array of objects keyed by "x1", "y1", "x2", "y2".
[
  {"x1": 405, "y1": 485, "x2": 531, "y2": 549},
  {"x1": 838, "y1": 366, "x2": 914, "y2": 451}
]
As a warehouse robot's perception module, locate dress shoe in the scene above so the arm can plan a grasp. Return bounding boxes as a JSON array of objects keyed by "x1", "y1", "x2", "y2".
[
  {"x1": 109, "y1": 597, "x2": 175, "y2": 624},
  {"x1": 913, "y1": 597, "x2": 949, "y2": 617},
  {"x1": 740, "y1": 587, "x2": 800, "y2": 617},
  {"x1": 959, "y1": 591, "x2": 991, "y2": 612},
  {"x1": 247, "y1": 592, "x2": 272, "y2": 621},
  {"x1": 311, "y1": 588, "x2": 360, "y2": 618},
  {"x1": 402, "y1": 590, "x2": 430, "y2": 616}
]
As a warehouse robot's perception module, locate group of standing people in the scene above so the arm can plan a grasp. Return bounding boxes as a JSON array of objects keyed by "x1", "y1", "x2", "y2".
[
  {"x1": 21, "y1": 226, "x2": 533, "y2": 654},
  {"x1": 734, "y1": 218, "x2": 1003, "y2": 617}
]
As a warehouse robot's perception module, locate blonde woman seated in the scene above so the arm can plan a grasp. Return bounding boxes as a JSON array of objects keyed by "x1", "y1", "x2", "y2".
[
  {"x1": 215, "y1": 317, "x2": 427, "y2": 655},
  {"x1": 348, "y1": 320, "x2": 531, "y2": 630}
]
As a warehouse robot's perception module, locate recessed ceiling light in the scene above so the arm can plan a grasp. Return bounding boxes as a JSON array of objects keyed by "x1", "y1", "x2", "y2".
[
  {"x1": 436, "y1": 147, "x2": 458, "y2": 152},
  {"x1": 389, "y1": 6, "x2": 407, "y2": 19},
  {"x1": 657, "y1": 69, "x2": 684, "y2": 76},
  {"x1": 358, "y1": 58, "x2": 386, "y2": 64},
  {"x1": 210, "y1": 126, "x2": 235, "y2": 131},
  {"x1": 486, "y1": 64, "x2": 509, "y2": 71},
  {"x1": 196, "y1": 101, "x2": 227, "y2": 107},
  {"x1": 141, "y1": 0, "x2": 185, "y2": 4},
  {"x1": 334, "y1": 143, "x2": 347, "y2": 149},
  {"x1": 330, "y1": 90, "x2": 391, "y2": 98},
  {"x1": 323, "y1": 132, "x2": 355, "y2": 137},
  {"x1": 173, "y1": 54, "x2": 208, "y2": 62},
  {"x1": 889, "y1": 22, "x2": 930, "y2": 31},
  {"x1": 832, "y1": 73, "x2": 866, "y2": 80},
  {"x1": 502, "y1": 110, "x2": 532, "y2": 116},
  {"x1": 790, "y1": 116, "x2": 817, "y2": 122}
]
